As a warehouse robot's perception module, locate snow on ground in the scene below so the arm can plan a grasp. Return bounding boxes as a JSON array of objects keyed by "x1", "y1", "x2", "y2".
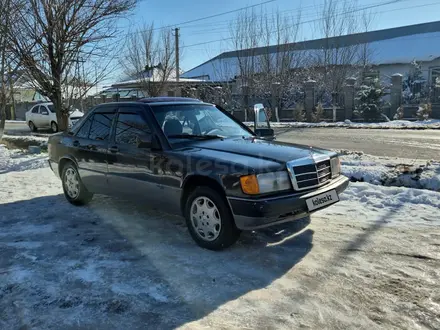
[
  {"x1": 0, "y1": 144, "x2": 48, "y2": 174},
  {"x1": 245, "y1": 119, "x2": 440, "y2": 129},
  {"x1": 6, "y1": 120, "x2": 27, "y2": 124},
  {"x1": 1, "y1": 148, "x2": 440, "y2": 329},
  {"x1": 1, "y1": 134, "x2": 48, "y2": 143},
  {"x1": 1, "y1": 134, "x2": 49, "y2": 150},
  {"x1": 339, "y1": 150, "x2": 440, "y2": 192}
]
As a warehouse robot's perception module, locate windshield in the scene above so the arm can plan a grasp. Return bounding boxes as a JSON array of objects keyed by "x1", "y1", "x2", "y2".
[
  {"x1": 151, "y1": 104, "x2": 253, "y2": 141},
  {"x1": 47, "y1": 104, "x2": 55, "y2": 113}
]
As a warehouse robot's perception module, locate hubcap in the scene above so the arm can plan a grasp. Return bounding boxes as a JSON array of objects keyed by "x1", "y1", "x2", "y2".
[
  {"x1": 190, "y1": 197, "x2": 222, "y2": 241},
  {"x1": 64, "y1": 168, "x2": 80, "y2": 199},
  {"x1": 52, "y1": 123, "x2": 57, "y2": 131}
]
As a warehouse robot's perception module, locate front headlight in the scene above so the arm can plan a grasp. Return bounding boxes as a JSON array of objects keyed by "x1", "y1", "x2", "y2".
[
  {"x1": 240, "y1": 171, "x2": 292, "y2": 195},
  {"x1": 330, "y1": 157, "x2": 341, "y2": 178}
]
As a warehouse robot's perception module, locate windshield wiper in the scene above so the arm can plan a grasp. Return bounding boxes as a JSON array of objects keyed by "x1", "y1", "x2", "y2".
[{"x1": 167, "y1": 134, "x2": 225, "y2": 140}]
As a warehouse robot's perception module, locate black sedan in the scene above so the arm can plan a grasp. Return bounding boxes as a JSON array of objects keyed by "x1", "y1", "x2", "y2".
[{"x1": 48, "y1": 97, "x2": 349, "y2": 250}]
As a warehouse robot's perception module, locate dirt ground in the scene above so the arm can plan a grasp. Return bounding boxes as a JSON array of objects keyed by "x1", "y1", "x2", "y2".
[{"x1": 1, "y1": 168, "x2": 439, "y2": 330}]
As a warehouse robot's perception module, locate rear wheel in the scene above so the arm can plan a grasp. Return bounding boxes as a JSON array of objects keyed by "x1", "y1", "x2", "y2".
[
  {"x1": 51, "y1": 121, "x2": 58, "y2": 133},
  {"x1": 29, "y1": 121, "x2": 37, "y2": 132},
  {"x1": 185, "y1": 186, "x2": 241, "y2": 250},
  {"x1": 61, "y1": 162, "x2": 93, "y2": 206}
]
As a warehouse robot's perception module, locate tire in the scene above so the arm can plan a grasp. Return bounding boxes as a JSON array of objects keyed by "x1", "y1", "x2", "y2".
[
  {"x1": 51, "y1": 121, "x2": 58, "y2": 133},
  {"x1": 61, "y1": 162, "x2": 93, "y2": 206},
  {"x1": 29, "y1": 121, "x2": 37, "y2": 132},
  {"x1": 185, "y1": 186, "x2": 241, "y2": 250}
]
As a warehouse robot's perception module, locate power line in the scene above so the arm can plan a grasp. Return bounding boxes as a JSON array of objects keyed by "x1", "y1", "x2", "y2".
[
  {"x1": 184, "y1": 0, "x2": 413, "y2": 37},
  {"x1": 150, "y1": 0, "x2": 277, "y2": 31},
  {"x1": 177, "y1": 0, "x2": 362, "y2": 32},
  {"x1": 180, "y1": 0, "x2": 407, "y2": 49}
]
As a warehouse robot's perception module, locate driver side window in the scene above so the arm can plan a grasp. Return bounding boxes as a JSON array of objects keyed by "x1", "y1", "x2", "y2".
[{"x1": 40, "y1": 106, "x2": 49, "y2": 115}]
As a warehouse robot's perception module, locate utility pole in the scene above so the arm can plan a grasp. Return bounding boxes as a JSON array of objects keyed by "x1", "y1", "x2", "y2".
[{"x1": 174, "y1": 27, "x2": 180, "y2": 82}]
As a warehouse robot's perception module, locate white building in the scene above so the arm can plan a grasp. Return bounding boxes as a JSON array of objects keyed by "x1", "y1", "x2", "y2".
[{"x1": 181, "y1": 21, "x2": 440, "y2": 85}]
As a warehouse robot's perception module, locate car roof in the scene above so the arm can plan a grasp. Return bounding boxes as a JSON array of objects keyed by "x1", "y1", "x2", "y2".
[
  {"x1": 91, "y1": 99, "x2": 213, "y2": 113},
  {"x1": 31, "y1": 102, "x2": 53, "y2": 107},
  {"x1": 28, "y1": 102, "x2": 52, "y2": 110},
  {"x1": 139, "y1": 97, "x2": 203, "y2": 104}
]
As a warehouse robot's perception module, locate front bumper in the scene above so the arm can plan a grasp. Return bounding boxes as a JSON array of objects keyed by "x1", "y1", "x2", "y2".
[{"x1": 228, "y1": 175, "x2": 349, "y2": 230}]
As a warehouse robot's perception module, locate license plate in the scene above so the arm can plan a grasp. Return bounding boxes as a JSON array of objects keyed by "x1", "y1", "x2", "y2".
[{"x1": 306, "y1": 190, "x2": 339, "y2": 211}]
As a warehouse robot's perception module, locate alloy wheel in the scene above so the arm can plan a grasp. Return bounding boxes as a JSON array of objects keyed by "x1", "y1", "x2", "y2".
[
  {"x1": 190, "y1": 196, "x2": 222, "y2": 241},
  {"x1": 64, "y1": 167, "x2": 80, "y2": 199}
]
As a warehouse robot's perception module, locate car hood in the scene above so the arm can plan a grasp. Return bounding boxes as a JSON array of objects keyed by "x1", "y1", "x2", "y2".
[{"x1": 190, "y1": 137, "x2": 336, "y2": 164}]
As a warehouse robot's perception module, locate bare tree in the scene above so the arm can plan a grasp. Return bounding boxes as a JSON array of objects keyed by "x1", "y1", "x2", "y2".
[
  {"x1": 7, "y1": 0, "x2": 137, "y2": 131},
  {"x1": 313, "y1": 0, "x2": 375, "y2": 101},
  {"x1": 121, "y1": 23, "x2": 176, "y2": 97},
  {"x1": 230, "y1": 8, "x2": 260, "y2": 121},
  {"x1": 230, "y1": 8, "x2": 304, "y2": 121},
  {"x1": 359, "y1": 10, "x2": 376, "y2": 73}
]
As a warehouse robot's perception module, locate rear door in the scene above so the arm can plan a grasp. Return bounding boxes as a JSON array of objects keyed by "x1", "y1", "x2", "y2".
[
  {"x1": 72, "y1": 106, "x2": 116, "y2": 193},
  {"x1": 106, "y1": 105, "x2": 165, "y2": 203}
]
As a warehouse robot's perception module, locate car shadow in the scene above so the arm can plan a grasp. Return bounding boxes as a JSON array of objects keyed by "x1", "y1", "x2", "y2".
[{"x1": 0, "y1": 194, "x2": 313, "y2": 329}]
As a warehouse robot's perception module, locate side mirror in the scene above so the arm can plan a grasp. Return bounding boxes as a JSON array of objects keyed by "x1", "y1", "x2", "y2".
[
  {"x1": 255, "y1": 128, "x2": 275, "y2": 140},
  {"x1": 41, "y1": 111, "x2": 49, "y2": 115},
  {"x1": 253, "y1": 103, "x2": 270, "y2": 129},
  {"x1": 137, "y1": 134, "x2": 162, "y2": 150}
]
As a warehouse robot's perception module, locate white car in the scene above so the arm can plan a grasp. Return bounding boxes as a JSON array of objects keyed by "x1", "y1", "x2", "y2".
[{"x1": 25, "y1": 102, "x2": 84, "y2": 132}]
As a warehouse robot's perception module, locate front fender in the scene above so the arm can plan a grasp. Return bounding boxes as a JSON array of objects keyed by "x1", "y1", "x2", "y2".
[{"x1": 58, "y1": 155, "x2": 79, "y2": 177}]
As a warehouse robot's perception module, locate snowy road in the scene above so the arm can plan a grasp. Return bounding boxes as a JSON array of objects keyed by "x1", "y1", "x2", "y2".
[
  {"x1": 1, "y1": 148, "x2": 440, "y2": 329},
  {"x1": 277, "y1": 128, "x2": 440, "y2": 160}
]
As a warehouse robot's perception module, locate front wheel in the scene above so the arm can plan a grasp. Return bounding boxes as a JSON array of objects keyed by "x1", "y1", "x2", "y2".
[
  {"x1": 29, "y1": 121, "x2": 37, "y2": 132},
  {"x1": 185, "y1": 186, "x2": 241, "y2": 250},
  {"x1": 51, "y1": 121, "x2": 58, "y2": 133},
  {"x1": 62, "y1": 162, "x2": 93, "y2": 206}
]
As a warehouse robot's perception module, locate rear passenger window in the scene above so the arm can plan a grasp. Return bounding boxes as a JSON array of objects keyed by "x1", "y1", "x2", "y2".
[
  {"x1": 31, "y1": 107, "x2": 39, "y2": 114},
  {"x1": 115, "y1": 113, "x2": 151, "y2": 145},
  {"x1": 89, "y1": 113, "x2": 115, "y2": 141}
]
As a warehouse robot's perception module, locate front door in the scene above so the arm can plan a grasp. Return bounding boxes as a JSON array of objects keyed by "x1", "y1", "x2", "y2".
[
  {"x1": 39, "y1": 105, "x2": 50, "y2": 129},
  {"x1": 33, "y1": 106, "x2": 44, "y2": 127},
  {"x1": 72, "y1": 108, "x2": 116, "y2": 193},
  {"x1": 106, "y1": 106, "x2": 165, "y2": 204}
]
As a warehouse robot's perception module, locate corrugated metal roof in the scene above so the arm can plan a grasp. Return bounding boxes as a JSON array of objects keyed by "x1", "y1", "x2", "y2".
[{"x1": 182, "y1": 20, "x2": 440, "y2": 81}]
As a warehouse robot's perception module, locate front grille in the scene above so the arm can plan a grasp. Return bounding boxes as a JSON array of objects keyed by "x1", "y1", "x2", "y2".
[{"x1": 287, "y1": 156, "x2": 332, "y2": 191}]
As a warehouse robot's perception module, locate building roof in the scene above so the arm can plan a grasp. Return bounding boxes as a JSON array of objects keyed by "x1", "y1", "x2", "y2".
[
  {"x1": 182, "y1": 20, "x2": 440, "y2": 81},
  {"x1": 112, "y1": 68, "x2": 205, "y2": 89}
]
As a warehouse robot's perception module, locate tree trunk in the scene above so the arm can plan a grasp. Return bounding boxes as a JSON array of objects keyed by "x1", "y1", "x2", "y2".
[
  {"x1": 0, "y1": 0, "x2": 9, "y2": 140},
  {"x1": 0, "y1": 105, "x2": 5, "y2": 141},
  {"x1": 52, "y1": 83, "x2": 68, "y2": 131},
  {"x1": 8, "y1": 65, "x2": 15, "y2": 120}
]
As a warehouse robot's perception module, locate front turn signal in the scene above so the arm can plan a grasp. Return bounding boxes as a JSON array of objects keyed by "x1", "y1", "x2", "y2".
[{"x1": 240, "y1": 175, "x2": 260, "y2": 195}]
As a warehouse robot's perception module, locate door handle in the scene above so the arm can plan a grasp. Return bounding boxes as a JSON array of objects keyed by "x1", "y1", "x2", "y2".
[
  {"x1": 73, "y1": 140, "x2": 80, "y2": 147},
  {"x1": 109, "y1": 146, "x2": 119, "y2": 153}
]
